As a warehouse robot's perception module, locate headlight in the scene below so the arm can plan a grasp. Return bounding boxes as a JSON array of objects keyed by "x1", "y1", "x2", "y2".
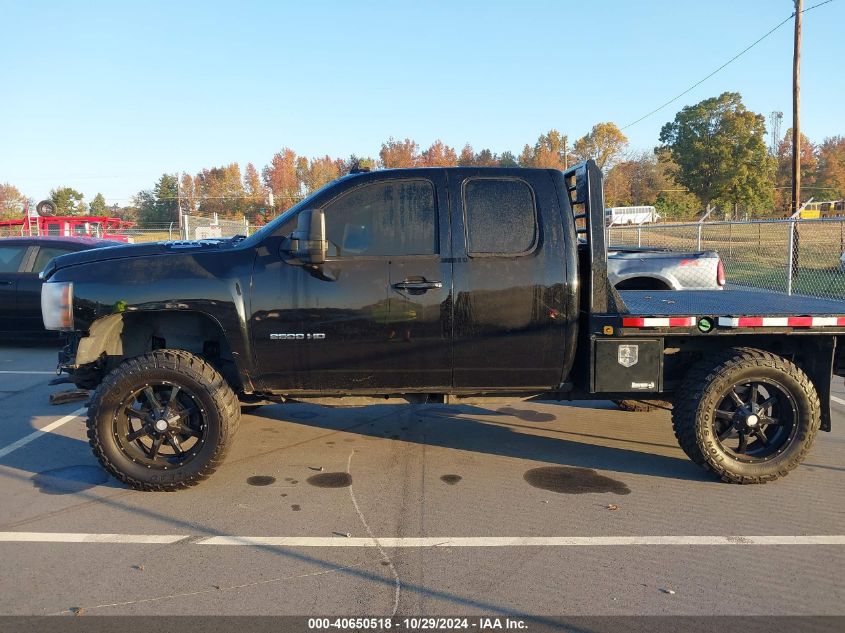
[{"x1": 42, "y1": 282, "x2": 74, "y2": 331}]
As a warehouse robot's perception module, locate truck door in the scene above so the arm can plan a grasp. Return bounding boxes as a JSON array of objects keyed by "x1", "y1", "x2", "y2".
[
  {"x1": 0, "y1": 244, "x2": 32, "y2": 334},
  {"x1": 448, "y1": 170, "x2": 569, "y2": 389},
  {"x1": 251, "y1": 173, "x2": 452, "y2": 391}
]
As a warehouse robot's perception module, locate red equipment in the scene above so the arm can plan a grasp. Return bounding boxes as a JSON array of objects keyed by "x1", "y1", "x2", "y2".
[{"x1": 0, "y1": 212, "x2": 134, "y2": 242}]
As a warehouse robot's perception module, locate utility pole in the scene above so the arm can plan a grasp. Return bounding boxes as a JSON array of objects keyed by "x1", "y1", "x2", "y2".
[{"x1": 791, "y1": 0, "x2": 802, "y2": 213}]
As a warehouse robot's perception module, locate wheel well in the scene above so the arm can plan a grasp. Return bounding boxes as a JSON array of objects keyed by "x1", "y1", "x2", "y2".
[
  {"x1": 615, "y1": 277, "x2": 672, "y2": 291},
  {"x1": 73, "y1": 311, "x2": 242, "y2": 392}
]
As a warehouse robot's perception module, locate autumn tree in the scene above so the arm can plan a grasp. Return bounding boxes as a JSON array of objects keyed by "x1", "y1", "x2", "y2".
[
  {"x1": 0, "y1": 183, "x2": 26, "y2": 219},
  {"x1": 89, "y1": 193, "x2": 108, "y2": 215},
  {"x1": 179, "y1": 173, "x2": 199, "y2": 215},
  {"x1": 519, "y1": 130, "x2": 569, "y2": 169},
  {"x1": 263, "y1": 148, "x2": 301, "y2": 212},
  {"x1": 816, "y1": 136, "x2": 845, "y2": 200},
  {"x1": 195, "y1": 163, "x2": 245, "y2": 218},
  {"x1": 379, "y1": 137, "x2": 419, "y2": 168},
  {"x1": 304, "y1": 156, "x2": 341, "y2": 192},
  {"x1": 420, "y1": 140, "x2": 458, "y2": 167},
  {"x1": 604, "y1": 152, "x2": 701, "y2": 219},
  {"x1": 572, "y1": 122, "x2": 628, "y2": 171},
  {"x1": 658, "y1": 92, "x2": 775, "y2": 214},
  {"x1": 49, "y1": 187, "x2": 86, "y2": 215},
  {"x1": 458, "y1": 144, "x2": 475, "y2": 166},
  {"x1": 774, "y1": 129, "x2": 817, "y2": 211},
  {"x1": 243, "y1": 162, "x2": 268, "y2": 221}
]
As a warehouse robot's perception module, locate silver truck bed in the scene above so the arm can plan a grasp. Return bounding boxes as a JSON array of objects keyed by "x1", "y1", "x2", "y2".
[{"x1": 619, "y1": 289, "x2": 845, "y2": 316}]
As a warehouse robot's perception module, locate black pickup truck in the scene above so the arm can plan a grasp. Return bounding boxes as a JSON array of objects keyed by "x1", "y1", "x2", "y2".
[{"x1": 41, "y1": 161, "x2": 845, "y2": 490}]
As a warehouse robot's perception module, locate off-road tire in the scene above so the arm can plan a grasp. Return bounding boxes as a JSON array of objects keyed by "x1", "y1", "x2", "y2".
[
  {"x1": 614, "y1": 399, "x2": 672, "y2": 412},
  {"x1": 672, "y1": 348, "x2": 820, "y2": 484},
  {"x1": 87, "y1": 349, "x2": 240, "y2": 491}
]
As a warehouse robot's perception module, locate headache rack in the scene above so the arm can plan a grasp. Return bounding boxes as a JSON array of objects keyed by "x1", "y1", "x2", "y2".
[{"x1": 562, "y1": 160, "x2": 627, "y2": 315}]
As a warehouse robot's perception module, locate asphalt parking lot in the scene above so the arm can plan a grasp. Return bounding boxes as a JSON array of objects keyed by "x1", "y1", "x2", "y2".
[{"x1": 0, "y1": 344, "x2": 843, "y2": 619}]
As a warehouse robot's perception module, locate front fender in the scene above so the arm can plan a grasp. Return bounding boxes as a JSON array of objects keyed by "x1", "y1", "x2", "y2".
[{"x1": 52, "y1": 250, "x2": 257, "y2": 392}]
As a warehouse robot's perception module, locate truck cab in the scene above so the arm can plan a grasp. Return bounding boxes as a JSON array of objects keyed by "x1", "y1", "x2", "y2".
[{"x1": 247, "y1": 167, "x2": 577, "y2": 395}]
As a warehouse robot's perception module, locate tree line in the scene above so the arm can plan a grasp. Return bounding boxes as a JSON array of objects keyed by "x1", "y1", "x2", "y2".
[{"x1": 2, "y1": 91, "x2": 843, "y2": 224}]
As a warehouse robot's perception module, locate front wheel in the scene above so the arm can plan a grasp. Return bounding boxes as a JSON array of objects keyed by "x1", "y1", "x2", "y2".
[
  {"x1": 672, "y1": 348, "x2": 820, "y2": 484},
  {"x1": 87, "y1": 349, "x2": 240, "y2": 491}
]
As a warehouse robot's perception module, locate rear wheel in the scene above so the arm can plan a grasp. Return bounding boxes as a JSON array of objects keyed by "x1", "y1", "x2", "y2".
[
  {"x1": 87, "y1": 350, "x2": 240, "y2": 491},
  {"x1": 672, "y1": 348, "x2": 819, "y2": 484}
]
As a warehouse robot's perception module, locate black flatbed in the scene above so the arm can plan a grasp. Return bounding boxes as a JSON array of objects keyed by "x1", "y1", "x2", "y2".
[{"x1": 619, "y1": 289, "x2": 845, "y2": 316}]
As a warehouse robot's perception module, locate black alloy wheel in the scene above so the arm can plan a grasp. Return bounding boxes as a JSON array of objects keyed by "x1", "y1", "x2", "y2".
[
  {"x1": 115, "y1": 381, "x2": 207, "y2": 470},
  {"x1": 711, "y1": 379, "x2": 798, "y2": 462}
]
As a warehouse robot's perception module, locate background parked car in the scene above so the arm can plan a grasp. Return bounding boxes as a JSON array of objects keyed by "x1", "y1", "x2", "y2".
[
  {"x1": 0, "y1": 236, "x2": 121, "y2": 339},
  {"x1": 607, "y1": 245, "x2": 726, "y2": 290}
]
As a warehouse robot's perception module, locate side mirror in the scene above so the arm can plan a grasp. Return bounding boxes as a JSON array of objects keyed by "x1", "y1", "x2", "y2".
[{"x1": 290, "y1": 209, "x2": 327, "y2": 265}]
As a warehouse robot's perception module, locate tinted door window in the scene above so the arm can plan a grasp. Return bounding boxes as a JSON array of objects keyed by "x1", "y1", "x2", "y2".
[
  {"x1": 323, "y1": 179, "x2": 437, "y2": 257},
  {"x1": 0, "y1": 246, "x2": 27, "y2": 272},
  {"x1": 463, "y1": 178, "x2": 537, "y2": 255},
  {"x1": 33, "y1": 247, "x2": 75, "y2": 272}
]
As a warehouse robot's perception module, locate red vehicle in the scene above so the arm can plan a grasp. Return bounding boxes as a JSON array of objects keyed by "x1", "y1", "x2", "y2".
[{"x1": 0, "y1": 214, "x2": 134, "y2": 242}]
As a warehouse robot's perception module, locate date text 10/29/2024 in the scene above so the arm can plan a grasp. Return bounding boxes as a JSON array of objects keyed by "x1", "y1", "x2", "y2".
[{"x1": 307, "y1": 617, "x2": 528, "y2": 631}]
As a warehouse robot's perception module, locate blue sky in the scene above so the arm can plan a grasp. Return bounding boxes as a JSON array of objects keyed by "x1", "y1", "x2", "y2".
[{"x1": 1, "y1": 0, "x2": 842, "y2": 205}]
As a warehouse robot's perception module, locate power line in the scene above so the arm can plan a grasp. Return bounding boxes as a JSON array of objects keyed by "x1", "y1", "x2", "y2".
[{"x1": 620, "y1": 0, "x2": 837, "y2": 131}]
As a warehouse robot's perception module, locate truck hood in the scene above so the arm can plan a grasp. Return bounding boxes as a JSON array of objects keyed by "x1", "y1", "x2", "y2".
[{"x1": 42, "y1": 239, "x2": 240, "y2": 279}]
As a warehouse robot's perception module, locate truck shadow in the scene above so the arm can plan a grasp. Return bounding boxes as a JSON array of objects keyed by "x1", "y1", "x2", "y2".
[
  {"x1": 0, "y1": 421, "x2": 578, "y2": 622},
  {"x1": 251, "y1": 402, "x2": 705, "y2": 483}
]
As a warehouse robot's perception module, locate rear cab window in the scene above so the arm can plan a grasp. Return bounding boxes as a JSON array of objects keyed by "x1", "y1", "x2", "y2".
[{"x1": 462, "y1": 178, "x2": 538, "y2": 256}]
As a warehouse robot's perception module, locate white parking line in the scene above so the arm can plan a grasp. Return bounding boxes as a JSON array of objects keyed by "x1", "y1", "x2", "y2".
[
  {"x1": 0, "y1": 407, "x2": 86, "y2": 459},
  {"x1": 0, "y1": 371, "x2": 58, "y2": 375},
  {"x1": 831, "y1": 395, "x2": 845, "y2": 407},
  {"x1": 196, "y1": 535, "x2": 845, "y2": 547},
  {"x1": 0, "y1": 532, "x2": 187, "y2": 544},
  {"x1": 0, "y1": 533, "x2": 842, "y2": 546}
]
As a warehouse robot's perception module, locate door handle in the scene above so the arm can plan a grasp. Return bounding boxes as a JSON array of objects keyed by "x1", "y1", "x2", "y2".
[
  {"x1": 0, "y1": 280, "x2": 13, "y2": 286},
  {"x1": 392, "y1": 280, "x2": 443, "y2": 291}
]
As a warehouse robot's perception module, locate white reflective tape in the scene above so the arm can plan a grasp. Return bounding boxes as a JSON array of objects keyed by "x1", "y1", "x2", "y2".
[{"x1": 763, "y1": 317, "x2": 789, "y2": 327}]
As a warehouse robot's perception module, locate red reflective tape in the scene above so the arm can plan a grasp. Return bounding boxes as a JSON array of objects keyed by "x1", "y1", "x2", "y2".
[
  {"x1": 668, "y1": 317, "x2": 696, "y2": 327},
  {"x1": 787, "y1": 316, "x2": 814, "y2": 327},
  {"x1": 622, "y1": 318, "x2": 645, "y2": 327},
  {"x1": 839, "y1": 317, "x2": 845, "y2": 326},
  {"x1": 736, "y1": 317, "x2": 764, "y2": 327}
]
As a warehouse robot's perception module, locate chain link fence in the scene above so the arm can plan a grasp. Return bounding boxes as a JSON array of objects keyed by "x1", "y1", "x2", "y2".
[
  {"x1": 181, "y1": 214, "x2": 252, "y2": 240},
  {"x1": 114, "y1": 214, "x2": 255, "y2": 243},
  {"x1": 608, "y1": 218, "x2": 845, "y2": 300}
]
